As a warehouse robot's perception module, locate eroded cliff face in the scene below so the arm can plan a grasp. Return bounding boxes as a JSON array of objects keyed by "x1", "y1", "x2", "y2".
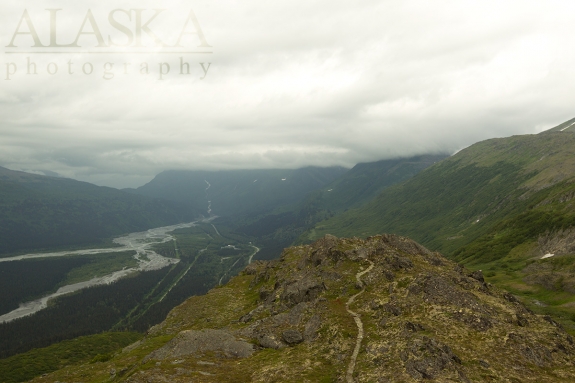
[
  {"x1": 33, "y1": 234, "x2": 575, "y2": 382},
  {"x1": 538, "y1": 228, "x2": 575, "y2": 256}
]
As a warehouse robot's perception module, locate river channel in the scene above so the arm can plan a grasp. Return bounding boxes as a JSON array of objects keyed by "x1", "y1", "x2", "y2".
[{"x1": 0, "y1": 221, "x2": 204, "y2": 323}]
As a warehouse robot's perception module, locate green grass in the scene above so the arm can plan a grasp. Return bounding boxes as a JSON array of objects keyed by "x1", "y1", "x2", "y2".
[
  {"x1": 466, "y1": 244, "x2": 575, "y2": 335},
  {"x1": 304, "y1": 160, "x2": 531, "y2": 248},
  {"x1": 0, "y1": 332, "x2": 142, "y2": 383}
]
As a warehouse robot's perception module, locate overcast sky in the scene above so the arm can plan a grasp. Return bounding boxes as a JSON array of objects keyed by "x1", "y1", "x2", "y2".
[{"x1": 1, "y1": 0, "x2": 575, "y2": 188}]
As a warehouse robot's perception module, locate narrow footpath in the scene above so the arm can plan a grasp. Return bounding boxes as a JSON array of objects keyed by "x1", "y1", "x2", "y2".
[{"x1": 346, "y1": 260, "x2": 374, "y2": 383}]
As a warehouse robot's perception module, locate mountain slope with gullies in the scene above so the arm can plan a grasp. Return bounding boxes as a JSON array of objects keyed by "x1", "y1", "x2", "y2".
[
  {"x1": 297, "y1": 154, "x2": 449, "y2": 214},
  {"x1": 305, "y1": 119, "x2": 575, "y2": 256},
  {"x1": 130, "y1": 167, "x2": 348, "y2": 217},
  {"x1": 31, "y1": 235, "x2": 575, "y2": 382},
  {"x1": 230, "y1": 154, "x2": 447, "y2": 261}
]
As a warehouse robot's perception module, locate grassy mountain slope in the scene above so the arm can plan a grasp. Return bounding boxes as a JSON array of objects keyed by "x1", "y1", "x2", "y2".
[
  {"x1": 303, "y1": 118, "x2": 575, "y2": 330},
  {"x1": 29, "y1": 235, "x2": 575, "y2": 382},
  {"x1": 304, "y1": 154, "x2": 448, "y2": 213},
  {"x1": 544, "y1": 117, "x2": 575, "y2": 133},
  {"x1": 305, "y1": 123, "x2": 575, "y2": 255},
  {"x1": 0, "y1": 167, "x2": 198, "y2": 256},
  {"x1": 131, "y1": 167, "x2": 348, "y2": 217}
]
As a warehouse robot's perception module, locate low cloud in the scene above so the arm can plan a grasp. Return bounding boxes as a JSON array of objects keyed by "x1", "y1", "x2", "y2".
[{"x1": 1, "y1": 0, "x2": 575, "y2": 188}]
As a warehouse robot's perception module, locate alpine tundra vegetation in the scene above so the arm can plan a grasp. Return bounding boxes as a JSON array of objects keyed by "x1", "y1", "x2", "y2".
[{"x1": 28, "y1": 235, "x2": 575, "y2": 382}]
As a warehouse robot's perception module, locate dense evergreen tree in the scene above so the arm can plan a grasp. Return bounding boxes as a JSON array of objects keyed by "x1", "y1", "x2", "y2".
[
  {"x1": 0, "y1": 258, "x2": 89, "y2": 315},
  {"x1": 0, "y1": 268, "x2": 169, "y2": 358}
]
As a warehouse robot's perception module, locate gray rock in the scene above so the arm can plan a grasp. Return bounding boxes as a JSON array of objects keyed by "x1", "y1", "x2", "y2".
[
  {"x1": 259, "y1": 287, "x2": 273, "y2": 301},
  {"x1": 288, "y1": 302, "x2": 308, "y2": 325},
  {"x1": 425, "y1": 252, "x2": 445, "y2": 266},
  {"x1": 543, "y1": 315, "x2": 562, "y2": 328},
  {"x1": 258, "y1": 334, "x2": 285, "y2": 350},
  {"x1": 384, "y1": 253, "x2": 414, "y2": 271},
  {"x1": 469, "y1": 270, "x2": 485, "y2": 283},
  {"x1": 271, "y1": 312, "x2": 290, "y2": 325},
  {"x1": 503, "y1": 292, "x2": 519, "y2": 303},
  {"x1": 538, "y1": 227, "x2": 575, "y2": 255},
  {"x1": 280, "y1": 276, "x2": 326, "y2": 307},
  {"x1": 145, "y1": 329, "x2": 254, "y2": 361},
  {"x1": 404, "y1": 321, "x2": 425, "y2": 332},
  {"x1": 505, "y1": 332, "x2": 554, "y2": 367},
  {"x1": 248, "y1": 261, "x2": 277, "y2": 288},
  {"x1": 408, "y1": 274, "x2": 486, "y2": 313},
  {"x1": 234, "y1": 318, "x2": 263, "y2": 339},
  {"x1": 452, "y1": 311, "x2": 492, "y2": 332},
  {"x1": 345, "y1": 247, "x2": 371, "y2": 261},
  {"x1": 383, "y1": 270, "x2": 395, "y2": 281},
  {"x1": 401, "y1": 336, "x2": 463, "y2": 380},
  {"x1": 370, "y1": 300, "x2": 383, "y2": 310},
  {"x1": 378, "y1": 234, "x2": 432, "y2": 257},
  {"x1": 382, "y1": 302, "x2": 402, "y2": 317},
  {"x1": 239, "y1": 305, "x2": 265, "y2": 323},
  {"x1": 304, "y1": 314, "x2": 321, "y2": 341},
  {"x1": 516, "y1": 313, "x2": 529, "y2": 327},
  {"x1": 282, "y1": 329, "x2": 304, "y2": 345}
]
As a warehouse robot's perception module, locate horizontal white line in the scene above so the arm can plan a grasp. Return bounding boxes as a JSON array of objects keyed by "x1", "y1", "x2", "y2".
[{"x1": 4, "y1": 51, "x2": 213, "y2": 54}]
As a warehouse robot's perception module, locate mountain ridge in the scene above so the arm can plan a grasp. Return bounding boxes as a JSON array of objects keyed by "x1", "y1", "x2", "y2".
[
  {"x1": 221, "y1": 155, "x2": 447, "y2": 261},
  {"x1": 300, "y1": 117, "x2": 575, "y2": 332},
  {"x1": 304, "y1": 119, "x2": 575, "y2": 252},
  {"x1": 130, "y1": 167, "x2": 348, "y2": 217},
  {"x1": 28, "y1": 234, "x2": 575, "y2": 382}
]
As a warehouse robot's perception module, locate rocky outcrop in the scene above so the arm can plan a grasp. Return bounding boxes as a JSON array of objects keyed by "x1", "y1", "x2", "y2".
[
  {"x1": 145, "y1": 329, "x2": 254, "y2": 360},
  {"x1": 538, "y1": 228, "x2": 575, "y2": 255},
  {"x1": 279, "y1": 275, "x2": 326, "y2": 307},
  {"x1": 281, "y1": 329, "x2": 303, "y2": 345},
  {"x1": 303, "y1": 314, "x2": 321, "y2": 341},
  {"x1": 401, "y1": 336, "x2": 465, "y2": 381},
  {"x1": 32, "y1": 234, "x2": 575, "y2": 383}
]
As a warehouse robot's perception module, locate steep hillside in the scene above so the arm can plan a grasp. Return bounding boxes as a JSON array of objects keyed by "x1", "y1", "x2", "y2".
[
  {"x1": 543, "y1": 116, "x2": 575, "y2": 133},
  {"x1": 0, "y1": 167, "x2": 197, "y2": 256},
  {"x1": 229, "y1": 155, "x2": 447, "y2": 260},
  {"x1": 304, "y1": 154, "x2": 448, "y2": 213},
  {"x1": 131, "y1": 167, "x2": 347, "y2": 217},
  {"x1": 30, "y1": 235, "x2": 575, "y2": 382},
  {"x1": 0, "y1": 332, "x2": 142, "y2": 383},
  {"x1": 306, "y1": 119, "x2": 575, "y2": 256},
  {"x1": 302, "y1": 118, "x2": 575, "y2": 330}
]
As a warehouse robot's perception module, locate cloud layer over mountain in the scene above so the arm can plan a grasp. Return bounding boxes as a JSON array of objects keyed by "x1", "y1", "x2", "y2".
[{"x1": 1, "y1": 0, "x2": 574, "y2": 187}]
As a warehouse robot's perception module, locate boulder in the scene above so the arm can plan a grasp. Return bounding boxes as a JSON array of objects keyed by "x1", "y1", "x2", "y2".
[
  {"x1": 145, "y1": 329, "x2": 254, "y2": 360},
  {"x1": 282, "y1": 329, "x2": 303, "y2": 345}
]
